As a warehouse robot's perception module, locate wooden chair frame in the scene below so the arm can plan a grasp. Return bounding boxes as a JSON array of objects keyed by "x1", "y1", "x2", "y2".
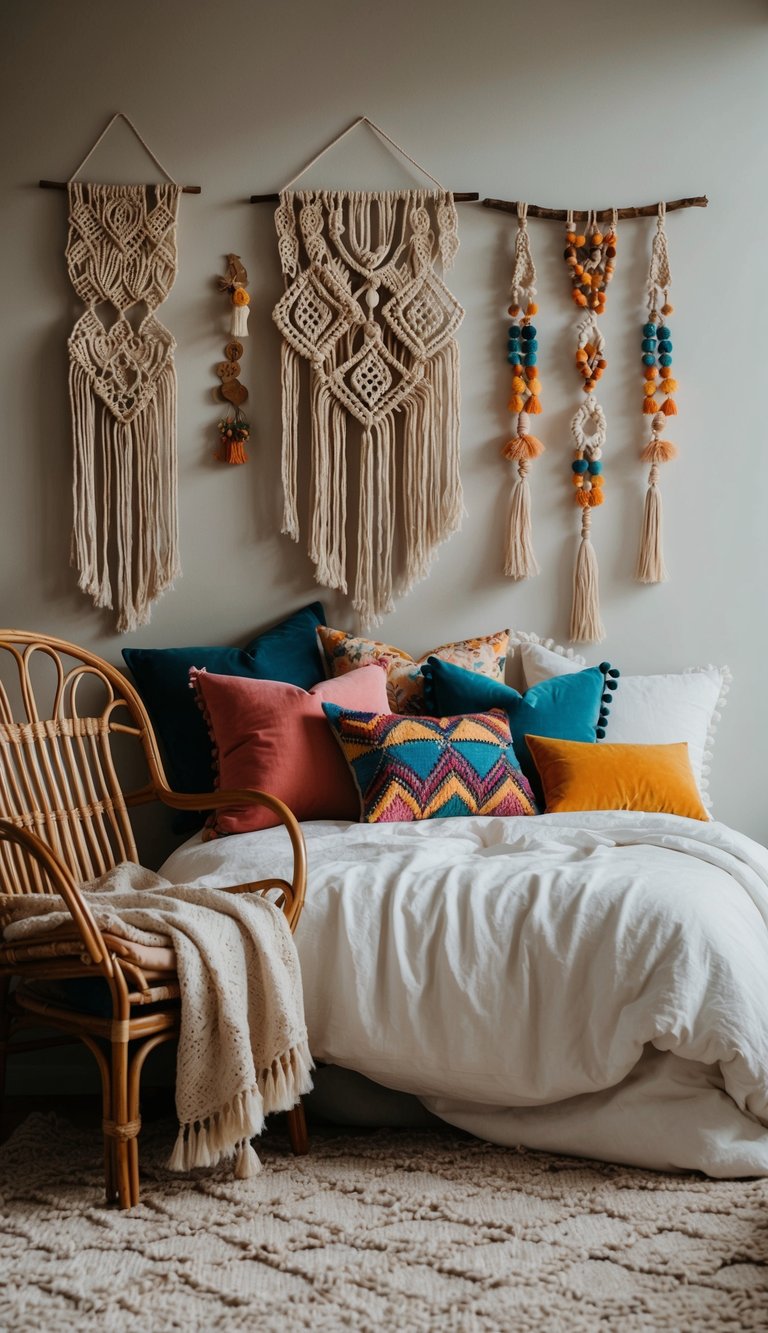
[{"x1": 0, "y1": 630, "x2": 309, "y2": 1208}]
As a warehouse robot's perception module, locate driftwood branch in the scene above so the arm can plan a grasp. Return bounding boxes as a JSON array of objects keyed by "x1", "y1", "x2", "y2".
[
  {"x1": 482, "y1": 196, "x2": 708, "y2": 221},
  {"x1": 250, "y1": 191, "x2": 480, "y2": 203},
  {"x1": 39, "y1": 179, "x2": 202, "y2": 195}
]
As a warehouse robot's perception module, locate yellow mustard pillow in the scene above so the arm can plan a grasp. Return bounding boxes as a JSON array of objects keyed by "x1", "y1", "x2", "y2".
[{"x1": 525, "y1": 735, "x2": 709, "y2": 821}]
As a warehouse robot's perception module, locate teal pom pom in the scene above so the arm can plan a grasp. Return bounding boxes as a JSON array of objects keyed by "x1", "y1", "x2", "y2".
[
  {"x1": 606, "y1": 679, "x2": 618, "y2": 691},
  {"x1": 507, "y1": 353, "x2": 518, "y2": 364},
  {"x1": 657, "y1": 325, "x2": 670, "y2": 339},
  {"x1": 525, "y1": 352, "x2": 538, "y2": 366},
  {"x1": 522, "y1": 326, "x2": 537, "y2": 340},
  {"x1": 643, "y1": 322, "x2": 657, "y2": 337},
  {"x1": 642, "y1": 353, "x2": 656, "y2": 366},
  {"x1": 509, "y1": 325, "x2": 522, "y2": 338},
  {"x1": 601, "y1": 692, "x2": 612, "y2": 705},
  {"x1": 658, "y1": 339, "x2": 672, "y2": 353},
  {"x1": 608, "y1": 667, "x2": 620, "y2": 678},
  {"x1": 660, "y1": 353, "x2": 672, "y2": 367},
  {"x1": 588, "y1": 460, "x2": 603, "y2": 475},
  {"x1": 595, "y1": 727, "x2": 606, "y2": 739},
  {"x1": 642, "y1": 338, "x2": 656, "y2": 353},
  {"x1": 599, "y1": 661, "x2": 611, "y2": 673},
  {"x1": 572, "y1": 459, "x2": 589, "y2": 474},
  {"x1": 526, "y1": 339, "x2": 538, "y2": 353}
]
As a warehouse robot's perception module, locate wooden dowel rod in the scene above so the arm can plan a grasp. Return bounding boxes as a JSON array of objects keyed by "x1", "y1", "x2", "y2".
[
  {"x1": 38, "y1": 179, "x2": 202, "y2": 194},
  {"x1": 250, "y1": 190, "x2": 480, "y2": 203},
  {"x1": 482, "y1": 196, "x2": 708, "y2": 220}
]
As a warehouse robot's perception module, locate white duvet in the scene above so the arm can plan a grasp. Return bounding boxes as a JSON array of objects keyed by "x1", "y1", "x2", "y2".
[{"x1": 160, "y1": 812, "x2": 768, "y2": 1177}]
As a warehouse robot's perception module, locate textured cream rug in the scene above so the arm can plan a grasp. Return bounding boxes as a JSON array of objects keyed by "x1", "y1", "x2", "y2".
[{"x1": 1, "y1": 1113, "x2": 767, "y2": 1332}]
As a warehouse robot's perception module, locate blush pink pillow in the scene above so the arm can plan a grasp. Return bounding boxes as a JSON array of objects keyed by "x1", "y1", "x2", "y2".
[{"x1": 192, "y1": 663, "x2": 389, "y2": 834}]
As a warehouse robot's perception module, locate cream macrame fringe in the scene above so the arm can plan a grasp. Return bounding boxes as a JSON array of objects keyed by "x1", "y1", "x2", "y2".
[
  {"x1": 66, "y1": 182, "x2": 181, "y2": 632},
  {"x1": 273, "y1": 189, "x2": 464, "y2": 628},
  {"x1": 636, "y1": 203, "x2": 675, "y2": 584},
  {"x1": 167, "y1": 1039, "x2": 314, "y2": 1178}
]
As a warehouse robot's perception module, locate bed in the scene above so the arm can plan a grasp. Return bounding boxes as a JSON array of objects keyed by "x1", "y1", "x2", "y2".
[{"x1": 160, "y1": 808, "x2": 768, "y2": 1178}]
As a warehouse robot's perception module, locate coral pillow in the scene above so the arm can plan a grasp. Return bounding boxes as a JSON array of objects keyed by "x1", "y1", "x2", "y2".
[
  {"x1": 525, "y1": 735, "x2": 709, "y2": 820},
  {"x1": 323, "y1": 706, "x2": 537, "y2": 823},
  {"x1": 193, "y1": 664, "x2": 390, "y2": 835},
  {"x1": 316, "y1": 625, "x2": 509, "y2": 714}
]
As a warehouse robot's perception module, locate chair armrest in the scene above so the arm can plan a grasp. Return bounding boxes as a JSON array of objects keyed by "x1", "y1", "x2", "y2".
[
  {"x1": 155, "y1": 788, "x2": 307, "y2": 932},
  {"x1": 0, "y1": 819, "x2": 113, "y2": 970}
]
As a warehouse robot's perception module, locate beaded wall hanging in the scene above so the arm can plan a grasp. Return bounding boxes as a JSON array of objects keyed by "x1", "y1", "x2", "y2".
[
  {"x1": 272, "y1": 120, "x2": 464, "y2": 628},
  {"x1": 502, "y1": 203, "x2": 544, "y2": 580},
  {"x1": 64, "y1": 115, "x2": 183, "y2": 632},
  {"x1": 214, "y1": 255, "x2": 251, "y2": 465},
  {"x1": 564, "y1": 208, "x2": 617, "y2": 643},
  {"x1": 635, "y1": 203, "x2": 678, "y2": 583}
]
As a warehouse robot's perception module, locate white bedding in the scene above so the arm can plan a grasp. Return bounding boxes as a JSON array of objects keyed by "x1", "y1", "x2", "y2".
[{"x1": 160, "y1": 812, "x2": 768, "y2": 1176}]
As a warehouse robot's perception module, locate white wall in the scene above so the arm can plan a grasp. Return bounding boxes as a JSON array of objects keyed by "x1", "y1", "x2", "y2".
[{"x1": 1, "y1": 0, "x2": 766, "y2": 844}]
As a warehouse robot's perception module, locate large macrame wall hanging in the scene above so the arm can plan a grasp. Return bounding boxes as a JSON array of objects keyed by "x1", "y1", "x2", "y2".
[
  {"x1": 65, "y1": 115, "x2": 183, "y2": 632},
  {"x1": 502, "y1": 203, "x2": 544, "y2": 581},
  {"x1": 563, "y1": 208, "x2": 618, "y2": 643},
  {"x1": 636, "y1": 203, "x2": 678, "y2": 584},
  {"x1": 272, "y1": 119, "x2": 464, "y2": 628}
]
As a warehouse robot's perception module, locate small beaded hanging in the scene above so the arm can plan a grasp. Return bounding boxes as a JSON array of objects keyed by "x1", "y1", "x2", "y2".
[
  {"x1": 564, "y1": 208, "x2": 617, "y2": 642},
  {"x1": 213, "y1": 256, "x2": 251, "y2": 465},
  {"x1": 501, "y1": 203, "x2": 544, "y2": 579},
  {"x1": 636, "y1": 202, "x2": 678, "y2": 582}
]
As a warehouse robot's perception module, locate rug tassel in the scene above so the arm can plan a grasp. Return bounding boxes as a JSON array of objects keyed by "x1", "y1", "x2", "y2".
[
  {"x1": 635, "y1": 465, "x2": 669, "y2": 583},
  {"x1": 570, "y1": 509, "x2": 605, "y2": 642}
]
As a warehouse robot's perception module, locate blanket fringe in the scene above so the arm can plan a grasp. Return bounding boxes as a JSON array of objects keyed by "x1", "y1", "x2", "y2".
[{"x1": 167, "y1": 1039, "x2": 314, "y2": 1173}]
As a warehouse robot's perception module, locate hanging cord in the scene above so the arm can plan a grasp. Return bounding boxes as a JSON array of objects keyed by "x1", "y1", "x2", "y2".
[
  {"x1": 67, "y1": 111, "x2": 178, "y2": 184},
  {"x1": 279, "y1": 115, "x2": 446, "y2": 192},
  {"x1": 636, "y1": 201, "x2": 677, "y2": 583}
]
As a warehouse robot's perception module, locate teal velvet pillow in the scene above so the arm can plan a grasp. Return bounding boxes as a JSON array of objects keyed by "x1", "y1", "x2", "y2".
[
  {"x1": 122, "y1": 602, "x2": 326, "y2": 816},
  {"x1": 422, "y1": 657, "x2": 619, "y2": 801}
]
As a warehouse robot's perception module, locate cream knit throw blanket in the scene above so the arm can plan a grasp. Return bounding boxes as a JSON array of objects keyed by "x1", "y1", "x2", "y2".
[{"x1": 1, "y1": 863, "x2": 313, "y2": 1177}]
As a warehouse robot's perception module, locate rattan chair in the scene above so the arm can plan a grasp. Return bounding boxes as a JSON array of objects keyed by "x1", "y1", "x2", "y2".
[{"x1": 0, "y1": 630, "x2": 309, "y2": 1208}]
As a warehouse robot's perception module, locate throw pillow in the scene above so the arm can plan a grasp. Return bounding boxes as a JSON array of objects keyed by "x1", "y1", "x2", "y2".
[
  {"x1": 322, "y1": 706, "x2": 537, "y2": 823},
  {"x1": 422, "y1": 656, "x2": 618, "y2": 802},
  {"x1": 316, "y1": 625, "x2": 509, "y2": 714},
  {"x1": 525, "y1": 734, "x2": 709, "y2": 821},
  {"x1": 513, "y1": 633, "x2": 730, "y2": 810},
  {"x1": 192, "y1": 663, "x2": 390, "y2": 835},
  {"x1": 123, "y1": 601, "x2": 327, "y2": 806}
]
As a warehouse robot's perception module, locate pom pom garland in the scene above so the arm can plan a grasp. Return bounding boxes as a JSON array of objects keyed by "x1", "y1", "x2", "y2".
[
  {"x1": 636, "y1": 203, "x2": 678, "y2": 583},
  {"x1": 503, "y1": 203, "x2": 545, "y2": 580}
]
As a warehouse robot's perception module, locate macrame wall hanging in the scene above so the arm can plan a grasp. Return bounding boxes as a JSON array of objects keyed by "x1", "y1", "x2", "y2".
[
  {"x1": 214, "y1": 255, "x2": 251, "y2": 465},
  {"x1": 636, "y1": 203, "x2": 678, "y2": 583},
  {"x1": 502, "y1": 203, "x2": 544, "y2": 580},
  {"x1": 64, "y1": 114, "x2": 185, "y2": 632},
  {"x1": 271, "y1": 118, "x2": 464, "y2": 628},
  {"x1": 563, "y1": 208, "x2": 618, "y2": 643}
]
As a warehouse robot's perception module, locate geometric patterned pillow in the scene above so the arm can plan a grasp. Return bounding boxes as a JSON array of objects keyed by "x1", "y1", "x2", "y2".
[
  {"x1": 322, "y1": 705, "x2": 537, "y2": 823},
  {"x1": 316, "y1": 625, "x2": 510, "y2": 714}
]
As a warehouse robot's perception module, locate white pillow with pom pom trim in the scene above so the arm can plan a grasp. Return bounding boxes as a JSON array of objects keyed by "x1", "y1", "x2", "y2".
[{"x1": 511, "y1": 633, "x2": 730, "y2": 813}]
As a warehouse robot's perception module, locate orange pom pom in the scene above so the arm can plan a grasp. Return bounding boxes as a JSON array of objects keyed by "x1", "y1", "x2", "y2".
[
  {"x1": 660, "y1": 378, "x2": 678, "y2": 393},
  {"x1": 588, "y1": 487, "x2": 605, "y2": 506},
  {"x1": 661, "y1": 397, "x2": 678, "y2": 416},
  {"x1": 526, "y1": 302, "x2": 538, "y2": 315},
  {"x1": 643, "y1": 396, "x2": 658, "y2": 414},
  {"x1": 572, "y1": 474, "x2": 584, "y2": 487},
  {"x1": 643, "y1": 382, "x2": 657, "y2": 396},
  {"x1": 576, "y1": 349, "x2": 588, "y2": 363},
  {"x1": 508, "y1": 304, "x2": 519, "y2": 317},
  {"x1": 662, "y1": 302, "x2": 674, "y2": 316},
  {"x1": 644, "y1": 366, "x2": 658, "y2": 380},
  {"x1": 508, "y1": 394, "x2": 524, "y2": 413},
  {"x1": 525, "y1": 365, "x2": 538, "y2": 380},
  {"x1": 591, "y1": 472, "x2": 604, "y2": 486},
  {"x1": 527, "y1": 378, "x2": 542, "y2": 394},
  {"x1": 566, "y1": 232, "x2": 576, "y2": 244},
  {"x1": 511, "y1": 376, "x2": 527, "y2": 392},
  {"x1": 574, "y1": 235, "x2": 586, "y2": 248},
  {"x1": 526, "y1": 394, "x2": 542, "y2": 414},
  {"x1": 576, "y1": 488, "x2": 591, "y2": 507}
]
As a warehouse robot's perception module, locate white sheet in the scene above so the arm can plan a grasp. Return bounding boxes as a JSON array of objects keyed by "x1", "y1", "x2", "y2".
[{"x1": 160, "y1": 812, "x2": 768, "y2": 1176}]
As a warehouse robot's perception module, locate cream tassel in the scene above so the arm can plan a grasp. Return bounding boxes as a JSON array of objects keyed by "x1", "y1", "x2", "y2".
[
  {"x1": 280, "y1": 342, "x2": 301, "y2": 541},
  {"x1": 635, "y1": 463, "x2": 669, "y2": 583},
  {"x1": 570, "y1": 508, "x2": 605, "y2": 643},
  {"x1": 235, "y1": 1139, "x2": 262, "y2": 1178},
  {"x1": 504, "y1": 460, "x2": 540, "y2": 579}
]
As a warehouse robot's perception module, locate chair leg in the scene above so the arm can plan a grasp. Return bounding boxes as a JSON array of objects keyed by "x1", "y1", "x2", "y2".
[
  {"x1": 110, "y1": 1037, "x2": 133, "y2": 1209},
  {"x1": 0, "y1": 977, "x2": 11, "y2": 1129},
  {"x1": 287, "y1": 1099, "x2": 309, "y2": 1155}
]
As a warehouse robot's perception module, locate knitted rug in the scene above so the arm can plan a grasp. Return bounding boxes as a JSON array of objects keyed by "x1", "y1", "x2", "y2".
[{"x1": 1, "y1": 1114, "x2": 766, "y2": 1332}]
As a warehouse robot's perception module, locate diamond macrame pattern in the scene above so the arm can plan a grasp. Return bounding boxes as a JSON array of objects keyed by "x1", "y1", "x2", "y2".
[
  {"x1": 67, "y1": 185, "x2": 179, "y2": 312},
  {"x1": 69, "y1": 311, "x2": 176, "y2": 424},
  {"x1": 327, "y1": 337, "x2": 422, "y2": 427},
  {"x1": 382, "y1": 270, "x2": 465, "y2": 359},
  {"x1": 273, "y1": 264, "x2": 362, "y2": 364}
]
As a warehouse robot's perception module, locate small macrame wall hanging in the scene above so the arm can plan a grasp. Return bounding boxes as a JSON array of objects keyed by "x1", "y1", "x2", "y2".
[
  {"x1": 636, "y1": 203, "x2": 678, "y2": 583},
  {"x1": 502, "y1": 203, "x2": 544, "y2": 580},
  {"x1": 563, "y1": 208, "x2": 618, "y2": 643},
  {"x1": 64, "y1": 114, "x2": 184, "y2": 632},
  {"x1": 271, "y1": 118, "x2": 464, "y2": 628},
  {"x1": 214, "y1": 255, "x2": 251, "y2": 465}
]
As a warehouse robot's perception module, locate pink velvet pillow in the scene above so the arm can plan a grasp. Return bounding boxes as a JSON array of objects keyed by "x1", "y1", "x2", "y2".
[{"x1": 192, "y1": 663, "x2": 389, "y2": 834}]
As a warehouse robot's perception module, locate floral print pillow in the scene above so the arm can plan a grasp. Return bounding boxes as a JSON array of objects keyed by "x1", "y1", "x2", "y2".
[{"x1": 316, "y1": 626, "x2": 510, "y2": 714}]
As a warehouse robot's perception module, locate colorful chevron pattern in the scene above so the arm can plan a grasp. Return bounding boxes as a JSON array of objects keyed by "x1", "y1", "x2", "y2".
[{"x1": 322, "y1": 705, "x2": 537, "y2": 823}]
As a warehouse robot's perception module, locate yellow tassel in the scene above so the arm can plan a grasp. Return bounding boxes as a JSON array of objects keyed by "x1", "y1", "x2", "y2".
[
  {"x1": 660, "y1": 378, "x2": 678, "y2": 393},
  {"x1": 642, "y1": 397, "x2": 658, "y2": 415},
  {"x1": 575, "y1": 488, "x2": 591, "y2": 507},
  {"x1": 502, "y1": 433, "x2": 545, "y2": 461},
  {"x1": 661, "y1": 398, "x2": 678, "y2": 416},
  {"x1": 588, "y1": 487, "x2": 605, "y2": 506},
  {"x1": 526, "y1": 395, "x2": 542, "y2": 414},
  {"x1": 640, "y1": 438, "x2": 678, "y2": 464},
  {"x1": 508, "y1": 394, "x2": 524, "y2": 413}
]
